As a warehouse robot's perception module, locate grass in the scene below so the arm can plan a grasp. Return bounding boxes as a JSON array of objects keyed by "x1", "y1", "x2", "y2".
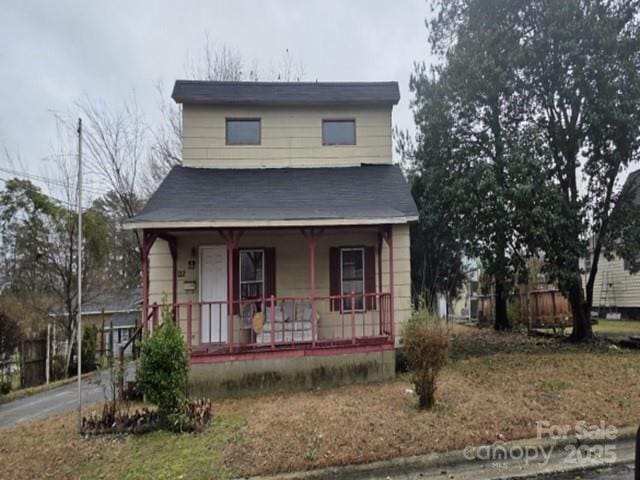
[
  {"x1": 2, "y1": 325, "x2": 640, "y2": 479},
  {"x1": 593, "y1": 319, "x2": 640, "y2": 338}
]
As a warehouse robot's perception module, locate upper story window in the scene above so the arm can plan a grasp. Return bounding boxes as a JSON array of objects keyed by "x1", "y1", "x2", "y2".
[
  {"x1": 226, "y1": 118, "x2": 261, "y2": 145},
  {"x1": 322, "y1": 119, "x2": 356, "y2": 145}
]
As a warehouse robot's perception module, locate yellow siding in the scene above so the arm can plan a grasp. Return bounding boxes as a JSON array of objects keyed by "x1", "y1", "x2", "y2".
[
  {"x1": 147, "y1": 226, "x2": 412, "y2": 346},
  {"x1": 182, "y1": 105, "x2": 393, "y2": 168},
  {"x1": 589, "y1": 256, "x2": 640, "y2": 309}
]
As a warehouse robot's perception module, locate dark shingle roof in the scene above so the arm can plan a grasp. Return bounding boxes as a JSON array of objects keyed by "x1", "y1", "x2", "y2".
[
  {"x1": 82, "y1": 288, "x2": 141, "y2": 314},
  {"x1": 126, "y1": 165, "x2": 418, "y2": 226},
  {"x1": 172, "y1": 81, "x2": 400, "y2": 106}
]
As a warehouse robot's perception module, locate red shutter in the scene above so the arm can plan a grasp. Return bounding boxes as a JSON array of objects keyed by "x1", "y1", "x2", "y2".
[
  {"x1": 232, "y1": 249, "x2": 239, "y2": 315},
  {"x1": 264, "y1": 248, "x2": 276, "y2": 298},
  {"x1": 364, "y1": 246, "x2": 376, "y2": 310},
  {"x1": 329, "y1": 247, "x2": 341, "y2": 311}
]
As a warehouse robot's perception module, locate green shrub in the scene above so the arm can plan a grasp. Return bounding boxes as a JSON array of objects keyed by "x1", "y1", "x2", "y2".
[
  {"x1": 395, "y1": 347, "x2": 409, "y2": 373},
  {"x1": 52, "y1": 354, "x2": 67, "y2": 380},
  {"x1": 401, "y1": 309, "x2": 450, "y2": 409},
  {"x1": 0, "y1": 380, "x2": 11, "y2": 395},
  {"x1": 137, "y1": 307, "x2": 189, "y2": 421},
  {"x1": 82, "y1": 324, "x2": 98, "y2": 373},
  {"x1": 507, "y1": 301, "x2": 521, "y2": 327}
]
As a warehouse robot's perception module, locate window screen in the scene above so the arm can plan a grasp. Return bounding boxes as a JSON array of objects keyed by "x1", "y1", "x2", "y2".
[
  {"x1": 322, "y1": 120, "x2": 356, "y2": 145},
  {"x1": 341, "y1": 248, "x2": 364, "y2": 310},
  {"x1": 240, "y1": 249, "x2": 264, "y2": 299},
  {"x1": 226, "y1": 119, "x2": 261, "y2": 145}
]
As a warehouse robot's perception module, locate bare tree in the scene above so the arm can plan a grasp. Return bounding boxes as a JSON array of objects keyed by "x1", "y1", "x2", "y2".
[{"x1": 74, "y1": 96, "x2": 147, "y2": 253}]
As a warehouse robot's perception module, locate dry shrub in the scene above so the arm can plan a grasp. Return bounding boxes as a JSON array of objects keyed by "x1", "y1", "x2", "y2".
[
  {"x1": 402, "y1": 310, "x2": 450, "y2": 409},
  {"x1": 167, "y1": 398, "x2": 214, "y2": 433},
  {"x1": 81, "y1": 401, "x2": 158, "y2": 435}
]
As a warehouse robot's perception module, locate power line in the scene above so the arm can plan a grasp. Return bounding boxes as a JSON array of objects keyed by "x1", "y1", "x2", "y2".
[
  {"x1": 0, "y1": 175, "x2": 93, "y2": 210},
  {"x1": 0, "y1": 166, "x2": 108, "y2": 197}
]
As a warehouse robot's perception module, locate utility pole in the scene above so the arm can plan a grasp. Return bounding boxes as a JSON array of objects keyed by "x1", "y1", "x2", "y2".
[{"x1": 76, "y1": 118, "x2": 83, "y2": 433}]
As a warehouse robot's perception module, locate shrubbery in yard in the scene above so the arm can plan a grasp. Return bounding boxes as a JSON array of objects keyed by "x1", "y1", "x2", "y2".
[
  {"x1": 137, "y1": 306, "x2": 189, "y2": 421},
  {"x1": 82, "y1": 325, "x2": 98, "y2": 373},
  {"x1": 401, "y1": 309, "x2": 450, "y2": 409}
]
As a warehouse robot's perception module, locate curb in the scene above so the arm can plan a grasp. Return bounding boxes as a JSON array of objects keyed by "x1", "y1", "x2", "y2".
[{"x1": 244, "y1": 426, "x2": 637, "y2": 480}]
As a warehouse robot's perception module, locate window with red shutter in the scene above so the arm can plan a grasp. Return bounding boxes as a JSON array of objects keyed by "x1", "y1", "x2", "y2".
[{"x1": 329, "y1": 246, "x2": 377, "y2": 312}]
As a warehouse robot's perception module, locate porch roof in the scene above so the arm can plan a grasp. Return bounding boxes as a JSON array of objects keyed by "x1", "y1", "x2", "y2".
[{"x1": 124, "y1": 164, "x2": 418, "y2": 229}]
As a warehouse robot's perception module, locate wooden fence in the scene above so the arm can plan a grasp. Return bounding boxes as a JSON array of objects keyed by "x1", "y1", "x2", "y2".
[{"x1": 476, "y1": 288, "x2": 572, "y2": 329}]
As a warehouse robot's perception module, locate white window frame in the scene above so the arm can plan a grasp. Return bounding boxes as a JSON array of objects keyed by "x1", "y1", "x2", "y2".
[
  {"x1": 239, "y1": 249, "x2": 265, "y2": 299},
  {"x1": 340, "y1": 247, "x2": 365, "y2": 311}
]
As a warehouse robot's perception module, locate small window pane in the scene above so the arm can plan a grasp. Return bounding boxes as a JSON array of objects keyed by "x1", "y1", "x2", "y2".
[
  {"x1": 323, "y1": 120, "x2": 355, "y2": 145},
  {"x1": 240, "y1": 250, "x2": 264, "y2": 300},
  {"x1": 341, "y1": 249, "x2": 364, "y2": 310},
  {"x1": 227, "y1": 119, "x2": 260, "y2": 145},
  {"x1": 240, "y1": 251, "x2": 263, "y2": 282}
]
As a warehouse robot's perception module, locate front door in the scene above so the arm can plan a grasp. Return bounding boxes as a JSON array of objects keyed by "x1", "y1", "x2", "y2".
[{"x1": 200, "y1": 245, "x2": 228, "y2": 343}]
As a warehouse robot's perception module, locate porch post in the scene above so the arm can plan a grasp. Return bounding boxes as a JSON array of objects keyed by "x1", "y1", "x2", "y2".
[
  {"x1": 158, "y1": 233, "x2": 178, "y2": 310},
  {"x1": 220, "y1": 229, "x2": 243, "y2": 353},
  {"x1": 141, "y1": 230, "x2": 158, "y2": 334},
  {"x1": 301, "y1": 228, "x2": 323, "y2": 347},
  {"x1": 169, "y1": 239, "x2": 178, "y2": 308},
  {"x1": 382, "y1": 226, "x2": 394, "y2": 341}
]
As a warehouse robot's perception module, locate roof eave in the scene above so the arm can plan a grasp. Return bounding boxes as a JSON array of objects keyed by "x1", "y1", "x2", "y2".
[{"x1": 123, "y1": 216, "x2": 418, "y2": 231}]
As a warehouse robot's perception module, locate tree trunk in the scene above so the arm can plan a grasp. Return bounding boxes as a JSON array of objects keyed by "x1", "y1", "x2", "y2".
[
  {"x1": 494, "y1": 277, "x2": 510, "y2": 330},
  {"x1": 567, "y1": 280, "x2": 593, "y2": 341}
]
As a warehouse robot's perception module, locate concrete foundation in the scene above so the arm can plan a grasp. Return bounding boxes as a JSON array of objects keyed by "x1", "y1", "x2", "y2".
[{"x1": 188, "y1": 348, "x2": 395, "y2": 398}]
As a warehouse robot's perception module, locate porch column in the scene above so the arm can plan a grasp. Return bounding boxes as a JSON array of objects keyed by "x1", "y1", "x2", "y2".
[
  {"x1": 377, "y1": 233, "x2": 384, "y2": 334},
  {"x1": 141, "y1": 230, "x2": 159, "y2": 334},
  {"x1": 159, "y1": 234, "x2": 178, "y2": 309},
  {"x1": 301, "y1": 228, "x2": 323, "y2": 347},
  {"x1": 381, "y1": 226, "x2": 394, "y2": 340},
  {"x1": 220, "y1": 229, "x2": 243, "y2": 353}
]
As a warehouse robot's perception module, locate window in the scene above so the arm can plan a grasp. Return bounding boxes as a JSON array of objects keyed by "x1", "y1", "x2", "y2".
[
  {"x1": 322, "y1": 119, "x2": 356, "y2": 145},
  {"x1": 341, "y1": 248, "x2": 364, "y2": 310},
  {"x1": 226, "y1": 118, "x2": 261, "y2": 145},
  {"x1": 239, "y1": 249, "x2": 264, "y2": 299}
]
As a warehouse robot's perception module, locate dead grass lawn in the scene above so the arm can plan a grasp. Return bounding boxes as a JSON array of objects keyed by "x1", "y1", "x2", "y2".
[{"x1": 1, "y1": 325, "x2": 639, "y2": 479}]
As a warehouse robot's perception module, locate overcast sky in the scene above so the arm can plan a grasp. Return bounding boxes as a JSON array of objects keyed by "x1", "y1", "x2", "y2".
[{"x1": 0, "y1": 0, "x2": 433, "y2": 196}]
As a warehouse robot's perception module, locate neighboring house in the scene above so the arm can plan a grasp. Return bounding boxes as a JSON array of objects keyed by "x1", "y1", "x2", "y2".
[
  {"x1": 584, "y1": 169, "x2": 640, "y2": 319},
  {"x1": 50, "y1": 288, "x2": 141, "y2": 357},
  {"x1": 81, "y1": 288, "x2": 141, "y2": 356},
  {"x1": 124, "y1": 80, "x2": 418, "y2": 396}
]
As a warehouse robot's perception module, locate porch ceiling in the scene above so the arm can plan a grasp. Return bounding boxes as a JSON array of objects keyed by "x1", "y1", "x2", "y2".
[{"x1": 124, "y1": 164, "x2": 418, "y2": 230}]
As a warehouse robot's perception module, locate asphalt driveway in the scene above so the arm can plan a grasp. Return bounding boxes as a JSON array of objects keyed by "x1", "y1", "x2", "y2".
[{"x1": 0, "y1": 363, "x2": 135, "y2": 430}]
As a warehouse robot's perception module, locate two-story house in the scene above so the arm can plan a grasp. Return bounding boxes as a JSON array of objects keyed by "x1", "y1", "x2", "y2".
[{"x1": 124, "y1": 80, "x2": 418, "y2": 396}]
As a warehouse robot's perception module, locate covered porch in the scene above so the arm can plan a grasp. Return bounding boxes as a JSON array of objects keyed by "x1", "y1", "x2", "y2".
[{"x1": 140, "y1": 225, "x2": 397, "y2": 362}]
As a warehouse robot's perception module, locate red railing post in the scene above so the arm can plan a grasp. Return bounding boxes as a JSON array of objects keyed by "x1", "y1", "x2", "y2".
[
  {"x1": 187, "y1": 300, "x2": 193, "y2": 352},
  {"x1": 270, "y1": 295, "x2": 276, "y2": 350},
  {"x1": 351, "y1": 292, "x2": 356, "y2": 345}
]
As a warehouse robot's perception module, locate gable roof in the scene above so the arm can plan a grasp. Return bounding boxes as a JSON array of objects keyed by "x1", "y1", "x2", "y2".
[
  {"x1": 172, "y1": 81, "x2": 400, "y2": 106},
  {"x1": 124, "y1": 165, "x2": 418, "y2": 229}
]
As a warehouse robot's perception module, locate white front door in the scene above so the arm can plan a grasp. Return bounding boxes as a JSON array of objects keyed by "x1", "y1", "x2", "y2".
[{"x1": 200, "y1": 245, "x2": 228, "y2": 343}]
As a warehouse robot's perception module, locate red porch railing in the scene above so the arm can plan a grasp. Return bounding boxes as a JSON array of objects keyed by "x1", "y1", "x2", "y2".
[{"x1": 144, "y1": 292, "x2": 393, "y2": 358}]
